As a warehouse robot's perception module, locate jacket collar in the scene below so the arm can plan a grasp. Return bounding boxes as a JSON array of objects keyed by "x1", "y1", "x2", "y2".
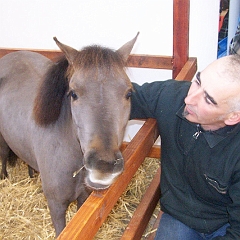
[{"x1": 176, "y1": 104, "x2": 240, "y2": 148}]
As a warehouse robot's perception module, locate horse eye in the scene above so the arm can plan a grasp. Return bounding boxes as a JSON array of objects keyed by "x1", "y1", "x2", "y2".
[
  {"x1": 70, "y1": 90, "x2": 78, "y2": 101},
  {"x1": 126, "y1": 89, "x2": 132, "y2": 100}
]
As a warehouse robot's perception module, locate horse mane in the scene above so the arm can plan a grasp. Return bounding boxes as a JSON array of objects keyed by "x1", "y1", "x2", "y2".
[
  {"x1": 33, "y1": 45, "x2": 125, "y2": 126},
  {"x1": 33, "y1": 57, "x2": 69, "y2": 126}
]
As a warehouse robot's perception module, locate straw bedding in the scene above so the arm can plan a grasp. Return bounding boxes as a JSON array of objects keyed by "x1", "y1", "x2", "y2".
[{"x1": 0, "y1": 157, "x2": 160, "y2": 240}]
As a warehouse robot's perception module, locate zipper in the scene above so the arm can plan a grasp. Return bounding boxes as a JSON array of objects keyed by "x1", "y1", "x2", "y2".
[
  {"x1": 193, "y1": 124, "x2": 202, "y2": 139},
  {"x1": 183, "y1": 124, "x2": 202, "y2": 155}
]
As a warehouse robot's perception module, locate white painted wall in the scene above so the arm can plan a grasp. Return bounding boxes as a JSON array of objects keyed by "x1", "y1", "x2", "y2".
[{"x1": 0, "y1": 0, "x2": 220, "y2": 142}]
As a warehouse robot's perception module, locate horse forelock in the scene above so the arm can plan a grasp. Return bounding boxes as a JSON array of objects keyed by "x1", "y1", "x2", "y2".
[
  {"x1": 33, "y1": 57, "x2": 69, "y2": 126},
  {"x1": 73, "y1": 45, "x2": 126, "y2": 75}
]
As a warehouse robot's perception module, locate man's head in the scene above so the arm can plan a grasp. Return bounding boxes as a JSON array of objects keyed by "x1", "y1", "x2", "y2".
[{"x1": 184, "y1": 55, "x2": 240, "y2": 131}]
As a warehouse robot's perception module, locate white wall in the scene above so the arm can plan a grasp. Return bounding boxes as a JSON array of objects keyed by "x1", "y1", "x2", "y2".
[{"x1": 0, "y1": 0, "x2": 220, "y2": 142}]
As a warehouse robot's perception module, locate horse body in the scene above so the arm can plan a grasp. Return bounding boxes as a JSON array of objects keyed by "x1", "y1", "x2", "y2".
[
  {"x1": 0, "y1": 51, "x2": 52, "y2": 171},
  {"x1": 0, "y1": 33, "x2": 138, "y2": 236}
]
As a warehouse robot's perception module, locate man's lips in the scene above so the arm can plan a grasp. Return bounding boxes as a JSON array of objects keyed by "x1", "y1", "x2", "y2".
[
  {"x1": 183, "y1": 105, "x2": 195, "y2": 117},
  {"x1": 186, "y1": 105, "x2": 195, "y2": 115}
]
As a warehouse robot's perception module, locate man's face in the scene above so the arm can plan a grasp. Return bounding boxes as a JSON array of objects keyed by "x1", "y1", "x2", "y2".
[{"x1": 184, "y1": 59, "x2": 240, "y2": 131}]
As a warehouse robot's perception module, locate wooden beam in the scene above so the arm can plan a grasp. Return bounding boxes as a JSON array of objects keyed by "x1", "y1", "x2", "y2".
[
  {"x1": 146, "y1": 211, "x2": 163, "y2": 240},
  {"x1": 57, "y1": 119, "x2": 159, "y2": 240},
  {"x1": 172, "y1": 0, "x2": 190, "y2": 78},
  {"x1": 127, "y1": 54, "x2": 173, "y2": 69},
  {"x1": 175, "y1": 57, "x2": 197, "y2": 81},
  {"x1": 0, "y1": 48, "x2": 63, "y2": 61},
  {"x1": 120, "y1": 142, "x2": 161, "y2": 159},
  {"x1": 121, "y1": 167, "x2": 161, "y2": 240},
  {"x1": 0, "y1": 48, "x2": 173, "y2": 70}
]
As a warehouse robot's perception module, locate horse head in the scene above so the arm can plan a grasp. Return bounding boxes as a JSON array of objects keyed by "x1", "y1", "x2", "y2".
[{"x1": 53, "y1": 33, "x2": 139, "y2": 190}]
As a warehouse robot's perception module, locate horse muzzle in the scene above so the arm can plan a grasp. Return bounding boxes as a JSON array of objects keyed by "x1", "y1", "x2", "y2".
[{"x1": 84, "y1": 153, "x2": 124, "y2": 190}]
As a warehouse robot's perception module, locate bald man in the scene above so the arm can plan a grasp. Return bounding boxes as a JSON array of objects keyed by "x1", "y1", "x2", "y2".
[{"x1": 130, "y1": 55, "x2": 240, "y2": 239}]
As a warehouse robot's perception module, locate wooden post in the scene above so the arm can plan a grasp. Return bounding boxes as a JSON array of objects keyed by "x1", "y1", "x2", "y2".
[{"x1": 172, "y1": 0, "x2": 190, "y2": 79}]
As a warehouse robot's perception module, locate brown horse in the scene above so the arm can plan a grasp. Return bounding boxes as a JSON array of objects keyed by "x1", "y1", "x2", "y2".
[{"x1": 0, "y1": 33, "x2": 138, "y2": 237}]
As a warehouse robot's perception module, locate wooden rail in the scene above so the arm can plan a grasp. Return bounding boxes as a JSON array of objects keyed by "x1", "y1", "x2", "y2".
[
  {"x1": 121, "y1": 167, "x2": 161, "y2": 240},
  {"x1": 175, "y1": 57, "x2": 197, "y2": 81},
  {"x1": 0, "y1": 49, "x2": 196, "y2": 81},
  {"x1": 0, "y1": 48, "x2": 174, "y2": 70}
]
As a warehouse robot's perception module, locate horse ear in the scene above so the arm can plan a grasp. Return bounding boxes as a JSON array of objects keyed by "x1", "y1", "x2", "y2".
[
  {"x1": 116, "y1": 32, "x2": 139, "y2": 63},
  {"x1": 53, "y1": 37, "x2": 78, "y2": 65}
]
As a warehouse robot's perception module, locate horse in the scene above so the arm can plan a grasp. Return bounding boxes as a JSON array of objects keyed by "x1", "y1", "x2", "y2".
[{"x1": 0, "y1": 33, "x2": 139, "y2": 237}]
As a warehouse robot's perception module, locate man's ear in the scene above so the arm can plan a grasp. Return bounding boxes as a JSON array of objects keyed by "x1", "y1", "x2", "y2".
[{"x1": 225, "y1": 111, "x2": 240, "y2": 125}]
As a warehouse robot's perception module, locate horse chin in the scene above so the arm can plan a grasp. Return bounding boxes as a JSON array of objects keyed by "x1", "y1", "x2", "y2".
[
  {"x1": 85, "y1": 177, "x2": 111, "y2": 191},
  {"x1": 84, "y1": 172, "x2": 120, "y2": 191}
]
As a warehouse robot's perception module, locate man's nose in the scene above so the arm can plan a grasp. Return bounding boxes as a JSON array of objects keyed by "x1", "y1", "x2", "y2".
[{"x1": 185, "y1": 89, "x2": 201, "y2": 105}]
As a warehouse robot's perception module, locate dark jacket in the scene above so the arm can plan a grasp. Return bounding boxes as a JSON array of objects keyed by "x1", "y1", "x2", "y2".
[{"x1": 130, "y1": 80, "x2": 240, "y2": 239}]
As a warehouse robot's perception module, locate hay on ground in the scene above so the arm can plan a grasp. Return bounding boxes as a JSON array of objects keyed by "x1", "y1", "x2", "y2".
[{"x1": 0, "y1": 157, "x2": 160, "y2": 240}]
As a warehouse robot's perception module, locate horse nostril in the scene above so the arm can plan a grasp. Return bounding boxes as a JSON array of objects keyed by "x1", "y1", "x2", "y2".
[
  {"x1": 112, "y1": 157, "x2": 124, "y2": 173},
  {"x1": 84, "y1": 150, "x2": 124, "y2": 172},
  {"x1": 114, "y1": 157, "x2": 123, "y2": 165}
]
